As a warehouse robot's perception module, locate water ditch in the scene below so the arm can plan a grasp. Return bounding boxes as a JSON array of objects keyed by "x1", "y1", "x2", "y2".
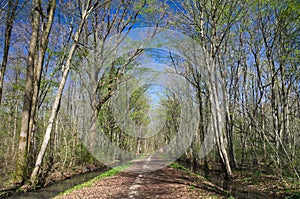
[{"x1": 9, "y1": 168, "x2": 108, "y2": 199}]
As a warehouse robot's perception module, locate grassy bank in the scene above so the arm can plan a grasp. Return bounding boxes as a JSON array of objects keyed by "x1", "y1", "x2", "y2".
[{"x1": 55, "y1": 164, "x2": 129, "y2": 197}]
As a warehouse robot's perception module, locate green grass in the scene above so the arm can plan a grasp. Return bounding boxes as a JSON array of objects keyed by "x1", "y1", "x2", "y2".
[
  {"x1": 168, "y1": 162, "x2": 189, "y2": 171},
  {"x1": 57, "y1": 164, "x2": 128, "y2": 197},
  {"x1": 57, "y1": 155, "x2": 154, "y2": 197},
  {"x1": 189, "y1": 185, "x2": 195, "y2": 190},
  {"x1": 168, "y1": 162, "x2": 208, "y2": 181}
]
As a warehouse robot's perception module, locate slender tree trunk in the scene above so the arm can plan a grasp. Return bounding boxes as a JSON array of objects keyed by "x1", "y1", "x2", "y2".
[
  {"x1": 27, "y1": 0, "x2": 56, "y2": 169},
  {"x1": 202, "y1": 33, "x2": 233, "y2": 179},
  {"x1": 197, "y1": 86, "x2": 209, "y2": 170},
  {"x1": 210, "y1": 82, "x2": 232, "y2": 179},
  {"x1": 206, "y1": 52, "x2": 233, "y2": 179},
  {"x1": 14, "y1": 0, "x2": 40, "y2": 184},
  {"x1": 220, "y1": 63, "x2": 238, "y2": 170},
  {"x1": 30, "y1": 4, "x2": 93, "y2": 184}
]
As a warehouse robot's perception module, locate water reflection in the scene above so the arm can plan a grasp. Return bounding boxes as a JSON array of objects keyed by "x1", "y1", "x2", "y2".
[
  {"x1": 195, "y1": 168, "x2": 274, "y2": 199},
  {"x1": 10, "y1": 168, "x2": 108, "y2": 199}
]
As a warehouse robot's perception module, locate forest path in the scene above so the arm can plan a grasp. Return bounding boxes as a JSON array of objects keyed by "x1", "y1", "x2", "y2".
[{"x1": 56, "y1": 157, "x2": 228, "y2": 199}]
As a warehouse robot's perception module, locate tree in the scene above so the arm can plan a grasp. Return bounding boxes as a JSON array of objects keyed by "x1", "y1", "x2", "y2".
[
  {"x1": 242, "y1": 0, "x2": 300, "y2": 178},
  {"x1": 27, "y1": 0, "x2": 56, "y2": 169},
  {"x1": 169, "y1": 0, "x2": 246, "y2": 178},
  {"x1": 77, "y1": 0, "x2": 146, "y2": 156},
  {"x1": 29, "y1": 0, "x2": 97, "y2": 185},
  {"x1": 14, "y1": 0, "x2": 42, "y2": 184}
]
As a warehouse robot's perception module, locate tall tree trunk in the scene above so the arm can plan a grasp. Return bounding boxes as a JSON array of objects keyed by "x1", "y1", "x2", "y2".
[
  {"x1": 14, "y1": 0, "x2": 40, "y2": 184},
  {"x1": 206, "y1": 49, "x2": 232, "y2": 178},
  {"x1": 197, "y1": 84, "x2": 209, "y2": 170},
  {"x1": 27, "y1": 0, "x2": 56, "y2": 169},
  {"x1": 209, "y1": 78, "x2": 233, "y2": 179},
  {"x1": 30, "y1": 3, "x2": 93, "y2": 184},
  {"x1": 224, "y1": 91, "x2": 237, "y2": 170}
]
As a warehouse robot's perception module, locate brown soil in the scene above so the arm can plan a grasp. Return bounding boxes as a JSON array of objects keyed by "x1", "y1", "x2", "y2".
[{"x1": 56, "y1": 166, "x2": 228, "y2": 199}]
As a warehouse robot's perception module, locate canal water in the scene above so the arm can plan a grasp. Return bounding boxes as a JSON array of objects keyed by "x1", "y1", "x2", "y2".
[
  {"x1": 9, "y1": 168, "x2": 108, "y2": 199},
  {"x1": 179, "y1": 160, "x2": 275, "y2": 199},
  {"x1": 193, "y1": 168, "x2": 275, "y2": 199},
  {"x1": 203, "y1": 172, "x2": 274, "y2": 199}
]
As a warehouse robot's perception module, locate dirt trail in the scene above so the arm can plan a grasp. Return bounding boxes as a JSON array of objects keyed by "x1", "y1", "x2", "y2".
[{"x1": 56, "y1": 157, "x2": 227, "y2": 199}]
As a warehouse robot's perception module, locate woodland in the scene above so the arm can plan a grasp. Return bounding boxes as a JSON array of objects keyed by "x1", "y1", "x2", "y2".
[{"x1": 0, "y1": 0, "x2": 299, "y2": 197}]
